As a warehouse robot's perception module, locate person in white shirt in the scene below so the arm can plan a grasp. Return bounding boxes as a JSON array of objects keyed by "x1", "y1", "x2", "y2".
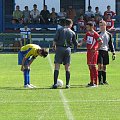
[
  {"x1": 30, "y1": 4, "x2": 40, "y2": 23},
  {"x1": 85, "y1": 6, "x2": 94, "y2": 21},
  {"x1": 58, "y1": 8, "x2": 66, "y2": 19}
]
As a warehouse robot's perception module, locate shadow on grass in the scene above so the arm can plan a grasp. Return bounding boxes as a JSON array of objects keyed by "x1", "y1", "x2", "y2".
[
  {"x1": 0, "y1": 86, "x2": 52, "y2": 91},
  {"x1": 0, "y1": 85, "x2": 87, "y2": 91}
]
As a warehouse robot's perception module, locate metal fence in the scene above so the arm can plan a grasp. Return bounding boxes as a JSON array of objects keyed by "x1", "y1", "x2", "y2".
[{"x1": 0, "y1": 32, "x2": 119, "y2": 52}]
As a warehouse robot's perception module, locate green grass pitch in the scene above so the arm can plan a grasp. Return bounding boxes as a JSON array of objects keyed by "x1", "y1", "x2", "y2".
[{"x1": 0, "y1": 52, "x2": 120, "y2": 120}]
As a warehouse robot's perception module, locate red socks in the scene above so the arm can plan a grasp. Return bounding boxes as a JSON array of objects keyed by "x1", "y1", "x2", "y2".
[{"x1": 89, "y1": 65, "x2": 98, "y2": 85}]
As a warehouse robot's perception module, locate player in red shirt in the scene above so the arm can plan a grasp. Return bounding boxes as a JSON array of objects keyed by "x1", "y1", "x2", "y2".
[
  {"x1": 80, "y1": 22, "x2": 103, "y2": 87},
  {"x1": 106, "y1": 14, "x2": 115, "y2": 31}
]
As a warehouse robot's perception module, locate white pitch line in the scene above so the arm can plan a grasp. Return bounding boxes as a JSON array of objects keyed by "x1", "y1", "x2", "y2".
[
  {"x1": 47, "y1": 53, "x2": 54, "y2": 74},
  {"x1": 47, "y1": 53, "x2": 74, "y2": 120},
  {"x1": 0, "y1": 99, "x2": 120, "y2": 104},
  {"x1": 59, "y1": 89, "x2": 74, "y2": 120}
]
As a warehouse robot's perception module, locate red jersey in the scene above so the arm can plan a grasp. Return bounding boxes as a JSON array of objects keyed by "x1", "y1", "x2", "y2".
[
  {"x1": 106, "y1": 19, "x2": 114, "y2": 30},
  {"x1": 84, "y1": 31, "x2": 102, "y2": 50},
  {"x1": 104, "y1": 11, "x2": 116, "y2": 17}
]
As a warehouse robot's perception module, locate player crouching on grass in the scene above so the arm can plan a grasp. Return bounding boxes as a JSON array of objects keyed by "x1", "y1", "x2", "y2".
[
  {"x1": 80, "y1": 22, "x2": 103, "y2": 87},
  {"x1": 98, "y1": 20, "x2": 115, "y2": 85},
  {"x1": 18, "y1": 44, "x2": 48, "y2": 88}
]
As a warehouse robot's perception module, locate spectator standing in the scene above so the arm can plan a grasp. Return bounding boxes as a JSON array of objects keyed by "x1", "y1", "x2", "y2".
[
  {"x1": 13, "y1": 5, "x2": 23, "y2": 23},
  {"x1": 30, "y1": 4, "x2": 40, "y2": 23},
  {"x1": 50, "y1": 8, "x2": 58, "y2": 24},
  {"x1": 23, "y1": 6, "x2": 30, "y2": 24},
  {"x1": 40, "y1": 5, "x2": 50, "y2": 24},
  {"x1": 66, "y1": 6, "x2": 76, "y2": 21}
]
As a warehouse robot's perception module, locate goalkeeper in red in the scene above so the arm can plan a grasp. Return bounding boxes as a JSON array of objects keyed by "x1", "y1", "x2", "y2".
[
  {"x1": 18, "y1": 44, "x2": 48, "y2": 88},
  {"x1": 80, "y1": 22, "x2": 103, "y2": 87}
]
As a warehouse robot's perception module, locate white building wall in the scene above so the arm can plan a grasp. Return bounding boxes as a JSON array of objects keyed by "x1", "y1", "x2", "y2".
[{"x1": 85, "y1": 0, "x2": 116, "y2": 15}]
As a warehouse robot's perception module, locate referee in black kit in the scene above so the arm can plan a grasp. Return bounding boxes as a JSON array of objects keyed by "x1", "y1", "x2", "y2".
[
  {"x1": 52, "y1": 19, "x2": 78, "y2": 89},
  {"x1": 98, "y1": 20, "x2": 116, "y2": 85}
]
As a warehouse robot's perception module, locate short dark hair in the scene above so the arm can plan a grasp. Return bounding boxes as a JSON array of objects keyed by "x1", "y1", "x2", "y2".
[
  {"x1": 33, "y1": 4, "x2": 37, "y2": 7},
  {"x1": 86, "y1": 21, "x2": 94, "y2": 27},
  {"x1": 88, "y1": 6, "x2": 92, "y2": 9},
  {"x1": 41, "y1": 48, "x2": 48, "y2": 58},
  {"x1": 95, "y1": 7, "x2": 99, "y2": 10},
  {"x1": 107, "y1": 5, "x2": 110, "y2": 8},
  {"x1": 66, "y1": 19, "x2": 73, "y2": 26},
  {"x1": 25, "y1": 6, "x2": 28, "y2": 9}
]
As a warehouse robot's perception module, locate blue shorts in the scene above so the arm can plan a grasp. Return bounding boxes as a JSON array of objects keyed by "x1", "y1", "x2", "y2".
[{"x1": 18, "y1": 51, "x2": 31, "y2": 65}]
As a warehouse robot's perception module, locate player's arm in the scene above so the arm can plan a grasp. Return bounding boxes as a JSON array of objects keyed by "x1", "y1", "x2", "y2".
[
  {"x1": 53, "y1": 30, "x2": 59, "y2": 50},
  {"x1": 108, "y1": 20, "x2": 114, "y2": 31},
  {"x1": 21, "y1": 50, "x2": 32, "y2": 71},
  {"x1": 78, "y1": 35, "x2": 86, "y2": 47},
  {"x1": 108, "y1": 33, "x2": 116, "y2": 60},
  {"x1": 21, "y1": 57, "x2": 27, "y2": 71},
  {"x1": 28, "y1": 56, "x2": 37, "y2": 66},
  {"x1": 72, "y1": 33, "x2": 78, "y2": 47},
  {"x1": 53, "y1": 41, "x2": 56, "y2": 50},
  {"x1": 96, "y1": 37, "x2": 103, "y2": 51}
]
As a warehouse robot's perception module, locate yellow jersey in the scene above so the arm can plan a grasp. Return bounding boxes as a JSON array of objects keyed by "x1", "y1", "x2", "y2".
[{"x1": 20, "y1": 44, "x2": 41, "y2": 58}]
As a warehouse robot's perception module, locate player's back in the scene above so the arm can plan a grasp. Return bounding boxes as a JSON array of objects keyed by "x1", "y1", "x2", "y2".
[
  {"x1": 55, "y1": 27, "x2": 76, "y2": 47},
  {"x1": 21, "y1": 44, "x2": 40, "y2": 51}
]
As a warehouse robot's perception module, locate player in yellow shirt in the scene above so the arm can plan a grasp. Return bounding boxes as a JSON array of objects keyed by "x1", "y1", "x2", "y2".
[{"x1": 18, "y1": 44, "x2": 48, "y2": 88}]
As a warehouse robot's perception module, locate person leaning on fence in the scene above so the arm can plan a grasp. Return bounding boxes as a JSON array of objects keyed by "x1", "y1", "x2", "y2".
[{"x1": 97, "y1": 20, "x2": 115, "y2": 85}]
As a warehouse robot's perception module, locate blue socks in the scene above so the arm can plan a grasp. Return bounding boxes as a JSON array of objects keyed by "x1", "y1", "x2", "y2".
[{"x1": 24, "y1": 69, "x2": 30, "y2": 85}]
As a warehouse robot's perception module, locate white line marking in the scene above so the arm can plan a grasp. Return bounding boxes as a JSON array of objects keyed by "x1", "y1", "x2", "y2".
[
  {"x1": 47, "y1": 52, "x2": 54, "y2": 74},
  {"x1": 59, "y1": 89, "x2": 74, "y2": 120},
  {"x1": 0, "y1": 99, "x2": 120, "y2": 104},
  {"x1": 47, "y1": 53, "x2": 74, "y2": 120}
]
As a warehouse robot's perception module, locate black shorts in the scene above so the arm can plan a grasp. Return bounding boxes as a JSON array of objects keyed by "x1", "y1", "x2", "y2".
[
  {"x1": 54, "y1": 47, "x2": 71, "y2": 65},
  {"x1": 97, "y1": 50, "x2": 109, "y2": 65}
]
